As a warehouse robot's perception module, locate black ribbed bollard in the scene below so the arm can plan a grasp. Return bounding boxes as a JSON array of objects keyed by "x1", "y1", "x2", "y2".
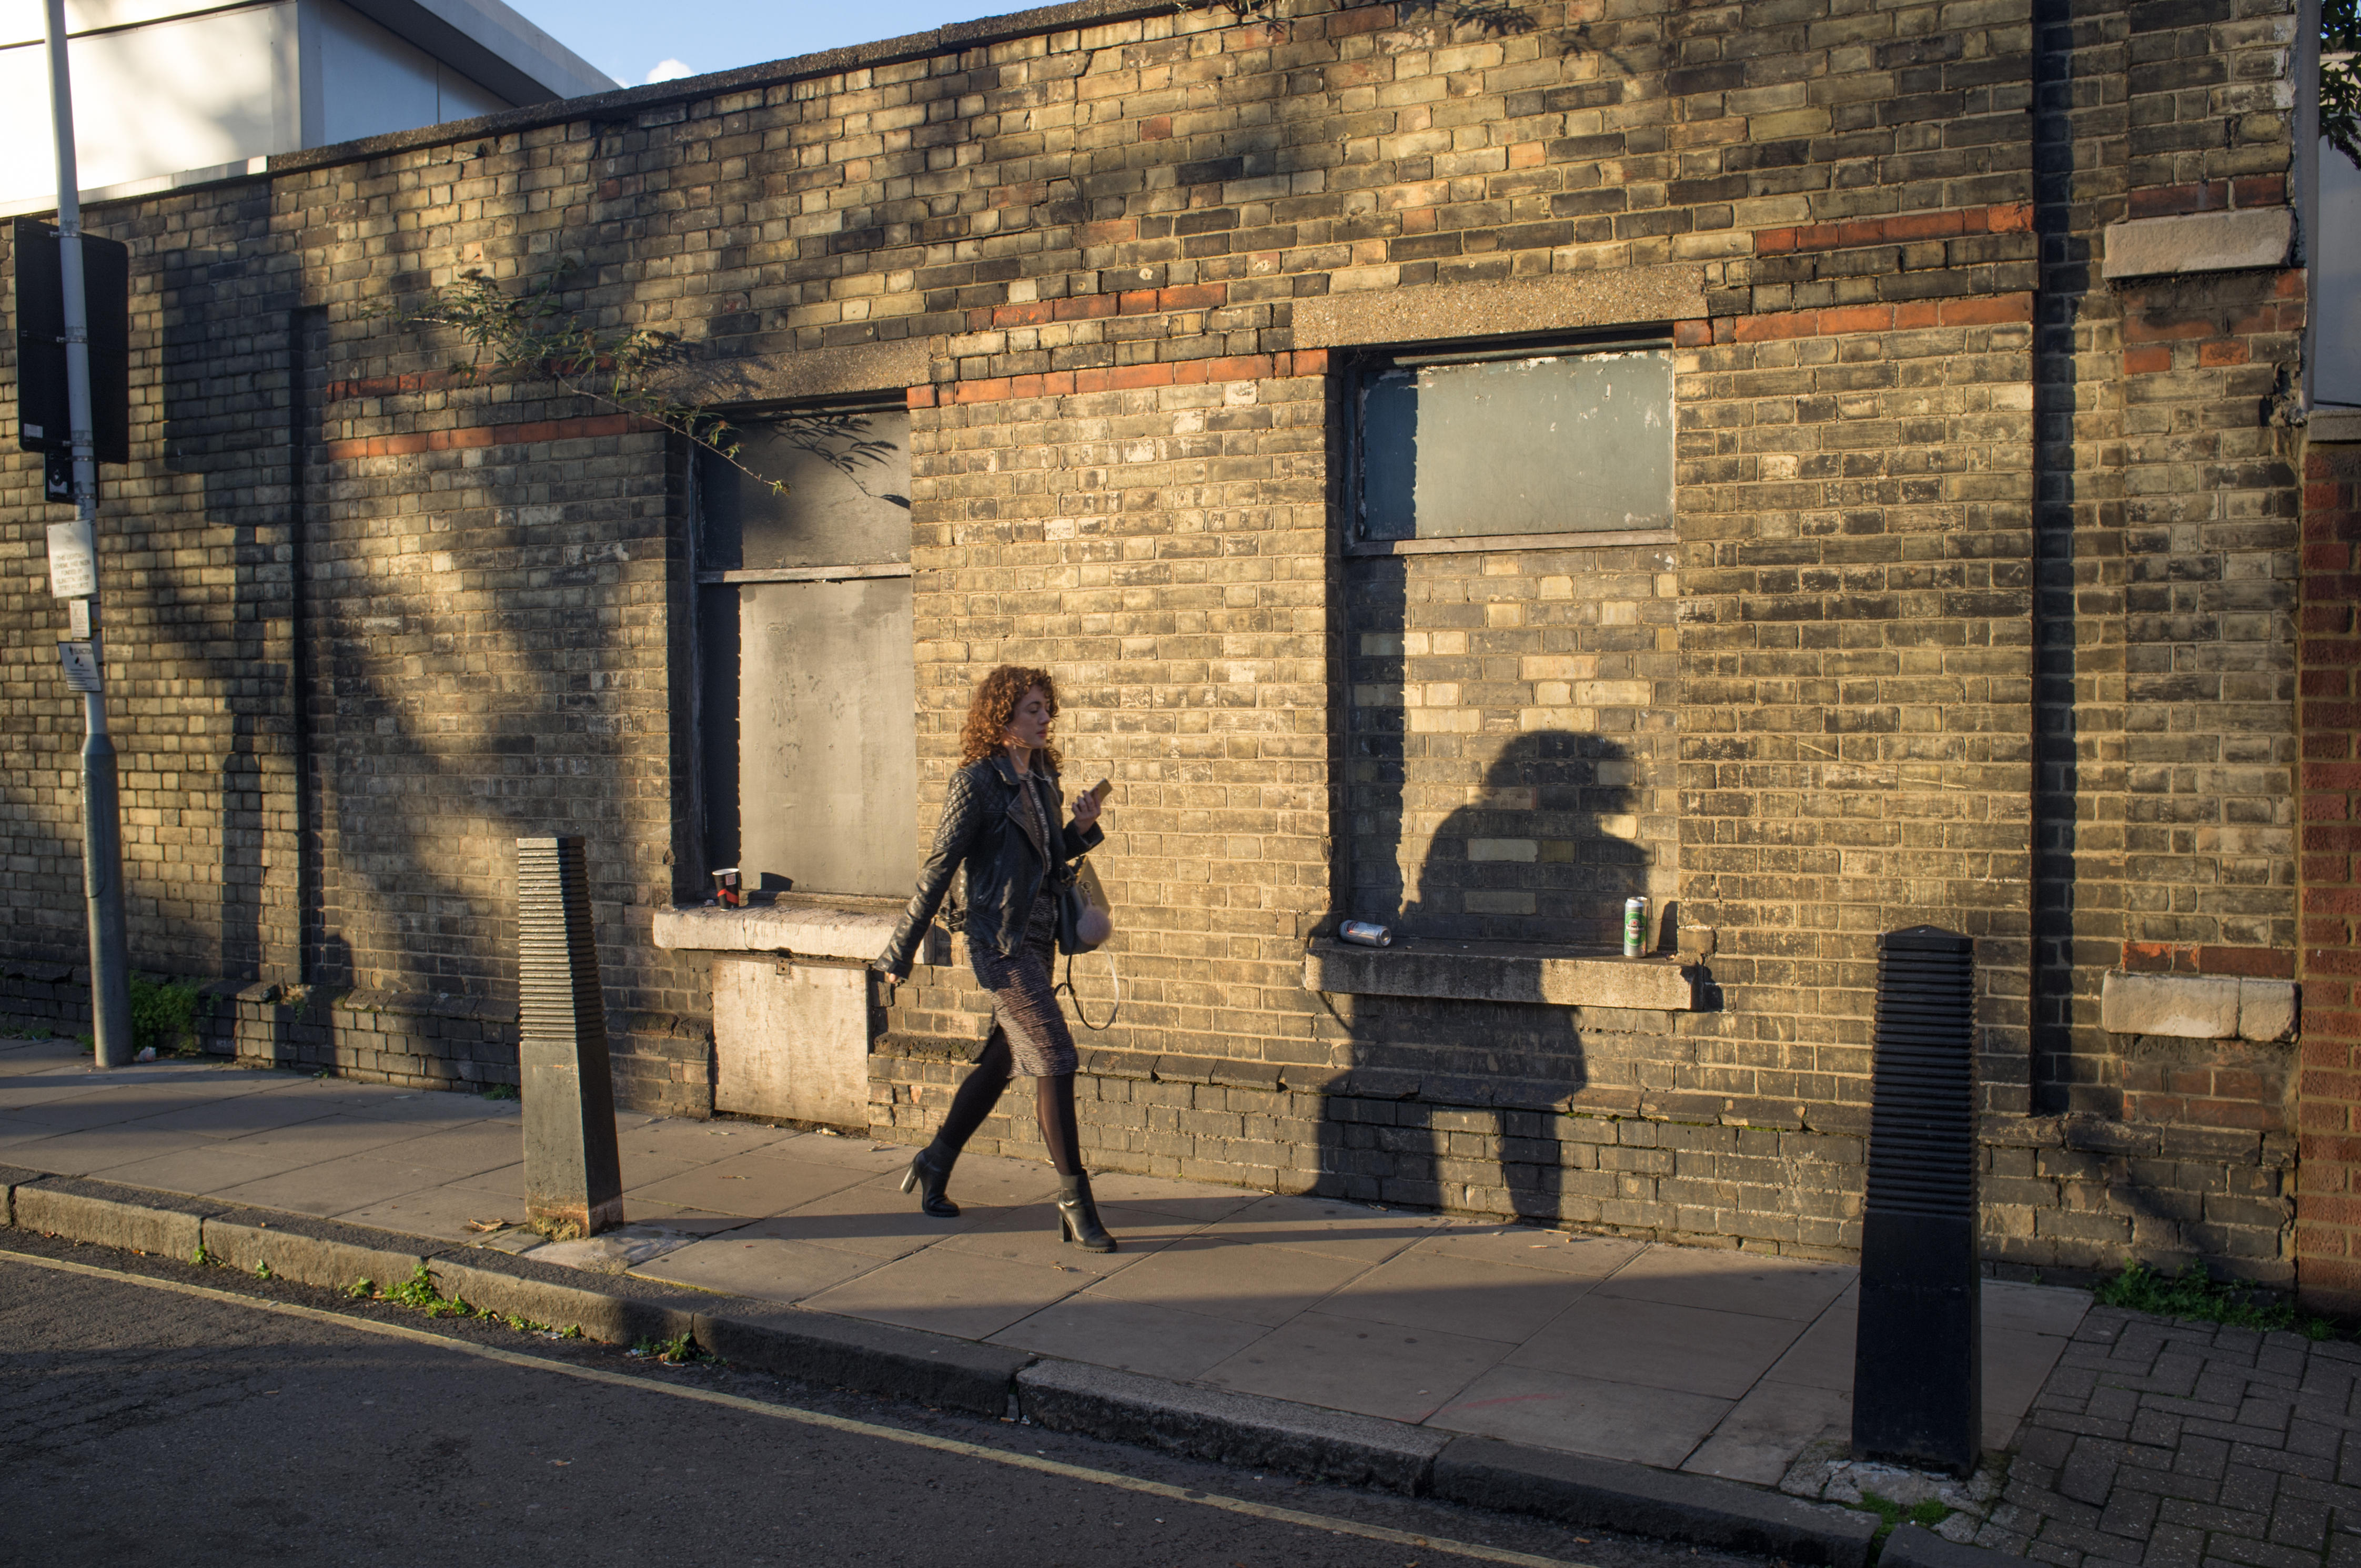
[
  {"x1": 517, "y1": 836, "x2": 623, "y2": 1239},
  {"x1": 1851, "y1": 924, "x2": 1980, "y2": 1474}
]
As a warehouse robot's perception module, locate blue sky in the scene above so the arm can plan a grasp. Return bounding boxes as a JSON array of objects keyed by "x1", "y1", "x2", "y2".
[{"x1": 506, "y1": 2, "x2": 1015, "y2": 88}]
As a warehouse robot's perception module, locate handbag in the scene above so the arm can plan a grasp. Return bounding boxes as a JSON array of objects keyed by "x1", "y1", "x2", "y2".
[
  {"x1": 1055, "y1": 856, "x2": 1112, "y2": 955},
  {"x1": 1053, "y1": 855, "x2": 1120, "y2": 1030}
]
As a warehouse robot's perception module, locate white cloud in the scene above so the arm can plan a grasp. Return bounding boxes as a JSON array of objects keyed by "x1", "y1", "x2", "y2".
[{"x1": 643, "y1": 58, "x2": 694, "y2": 83}]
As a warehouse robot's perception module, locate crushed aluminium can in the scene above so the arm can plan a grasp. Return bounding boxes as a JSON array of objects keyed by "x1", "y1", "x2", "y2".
[
  {"x1": 1623, "y1": 896, "x2": 1649, "y2": 957},
  {"x1": 1338, "y1": 920, "x2": 1393, "y2": 947}
]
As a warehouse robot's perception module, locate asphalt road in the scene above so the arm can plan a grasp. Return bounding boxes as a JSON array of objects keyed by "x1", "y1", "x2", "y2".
[{"x1": 0, "y1": 1235, "x2": 1776, "y2": 1568}]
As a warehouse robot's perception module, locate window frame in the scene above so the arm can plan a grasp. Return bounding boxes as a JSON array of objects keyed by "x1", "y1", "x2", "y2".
[{"x1": 1339, "y1": 332, "x2": 1680, "y2": 557}]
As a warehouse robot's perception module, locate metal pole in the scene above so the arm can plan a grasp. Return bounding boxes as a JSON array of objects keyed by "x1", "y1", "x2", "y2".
[{"x1": 45, "y1": 0, "x2": 131, "y2": 1070}]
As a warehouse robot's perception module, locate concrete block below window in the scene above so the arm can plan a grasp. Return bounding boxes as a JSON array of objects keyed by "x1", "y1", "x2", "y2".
[
  {"x1": 1301, "y1": 937, "x2": 1696, "y2": 1010},
  {"x1": 2099, "y1": 209, "x2": 2292, "y2": 280},
  {"x1": 2098, "y1": 970, "x2": 2298, "y2": 1041}
]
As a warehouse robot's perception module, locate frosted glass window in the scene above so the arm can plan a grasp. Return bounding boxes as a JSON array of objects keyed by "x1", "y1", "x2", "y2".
[{"x1": 1355, "y1": 348, "x2": 1674, "y2": 540}]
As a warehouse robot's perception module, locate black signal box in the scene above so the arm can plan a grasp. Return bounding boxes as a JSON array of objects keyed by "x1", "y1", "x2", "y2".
[{"x1": 13, "y1": 217, "x2": 128, "y2": 464}]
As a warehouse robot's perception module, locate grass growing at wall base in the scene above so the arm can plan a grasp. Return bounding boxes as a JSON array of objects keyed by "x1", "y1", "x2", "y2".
[{"x1": 2094, "y1": 1263, "x2": 2338, "y2": 1340}]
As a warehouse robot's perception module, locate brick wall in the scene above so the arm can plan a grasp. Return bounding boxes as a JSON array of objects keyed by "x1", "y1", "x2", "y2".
[
  {"x1": 0, "y1": 0, "x2": 2313, "y2": 1276},
  {"x1": 2294, "y1": 440, "x2": 2361, "y2": 1307}
]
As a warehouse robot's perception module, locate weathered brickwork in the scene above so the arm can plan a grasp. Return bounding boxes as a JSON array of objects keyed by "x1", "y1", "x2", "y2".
[
  {"x1": 0, "y1": 0, "x2": 2316, "y2": 1277},
  {"x1": 2027, "y1": 0, "x2": 2306, "y2": 1123},
  {"x1": 2293, "y1": 440, "x2": 2361, "y2": 1308}
]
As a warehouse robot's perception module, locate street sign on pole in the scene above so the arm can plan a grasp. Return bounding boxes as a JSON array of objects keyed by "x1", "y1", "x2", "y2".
[{"x1": 30, "y1": 0, "x2": 132, "y2": 1071}]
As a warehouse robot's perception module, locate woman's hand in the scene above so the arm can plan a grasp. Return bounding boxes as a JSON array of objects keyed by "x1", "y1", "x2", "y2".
[{"x1": 1072, "y1": 789, "x2": 1102, "y2": 832}]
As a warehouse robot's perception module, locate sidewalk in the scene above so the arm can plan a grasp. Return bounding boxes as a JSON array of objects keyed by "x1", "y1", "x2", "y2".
[{"x1": 0, "y1": 1035, "x2": 2090, "y2": 1493}]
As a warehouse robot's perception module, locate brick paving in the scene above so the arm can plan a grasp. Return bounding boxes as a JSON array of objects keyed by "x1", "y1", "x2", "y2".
[{"x1": 1983, "y1": 1308, "x2": 2361, "y2": 1568}]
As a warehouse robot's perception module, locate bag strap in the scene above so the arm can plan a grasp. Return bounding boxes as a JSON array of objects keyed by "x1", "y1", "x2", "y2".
[{"x1": 1056, "y1": 947, "x2": 1121, "y2": 1031}]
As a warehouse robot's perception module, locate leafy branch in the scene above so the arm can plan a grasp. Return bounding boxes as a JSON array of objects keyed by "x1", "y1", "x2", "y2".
[
  {"x1": 2329, "y1": 0, "x2": 2360, "y2": 171},
  {"x1": 384, "y1": 258, "x2": 793, "y2": 490},
  {"x1": 384, "y1": 262, "x2": 909, "y2": 502}
]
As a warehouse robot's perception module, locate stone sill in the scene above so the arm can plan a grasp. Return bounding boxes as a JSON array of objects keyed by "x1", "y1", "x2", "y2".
[
  {"x1": 652, "y1": 896, "x2": 906, "y2": 963},
  {"x1": 1301, "y1": 937, "x2": 1698, "y2": 1011},
  {"x1": 2098, "y1": 970, "x2": 2297, "y2": 1043}
]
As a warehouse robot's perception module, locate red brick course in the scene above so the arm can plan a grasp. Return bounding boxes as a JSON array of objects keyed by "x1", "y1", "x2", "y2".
[{"x1": 2296, "y1": 441, "x2": 2361, "y2": 1307}]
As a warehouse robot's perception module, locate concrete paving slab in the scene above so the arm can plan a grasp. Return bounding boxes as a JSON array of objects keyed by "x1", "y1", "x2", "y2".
[
  {"x1": 365, "y1": 1120, "x2": 524, "y2": 1176},
  {"x1": 743, "y1": 1129, "x2": 910, "y2": 1173},
  {"x1": 1199, "y1": 1309, "x2": 1516, "y2": 1424},
  {"x1": 1199, "y1": 1192, "x2": 1448, "y2": 1266},
  {"x1": 988, "y1": 1293, "x2": 1270, "y2": 1382},
  {"x1": 633, "y1": 1233, "x2": 877, "y2": 1302},
  {"x1": 1083, "y1": 1170, "x2": 1262, "y2": 1221},
  {"x1": 1410, "y1": 1223, "x2": 1646, "y2": 1278},
  {"x1": 0, "y1": 1114, "x2": 63, "y2": 1151},
  {"x1": 623, "y1": 1149, "x2": 875, "y2": 1216},
  {"x1": 1429, "y1": 1362, "x2": 1733, "y2": 1468},
  {"x1": 1317, "y1": 1248, "x2": 1606, "y2": 1343},
  {"x1": 443, "y1": 1161, "x2": 524, "y2": 1201},
  {"x1": 1086, "y1": 1235, "x2": 1372, "y2": 1326},
  {"x1": 1509, "y1": 1292, "x2": 1807, "y2": 1399},
  {"x1": 1762, "y1": 1306, "x2": 1856, "y2": 1392},
  {"x1": 1982, "y1": 1279, "x2": 2090, "y2": 1338},
  {"x1": 1, "y1": 1124, "x2": 218, "y2": 1177},
  {"x1": 750, "y1": 1177, "x2": 984, "y2": 1260},
  {"x1": 935, "y1": 1200, "x2": 1169, "y2": 1276},
  {"x1": 1680, "y1": 1380, "x2": 1852, "y2": 1484},
  {"x1": 338, "y1": 1181, "x2": 534, "y2": 1242},
  {"x1": 1981, "y1": 1327, "x2": 2070, "y2": 1448},
  {"x1": 125, "y1": 1093, "x2": 344, "y2": 1140},
  {"x1": 86, "y1": 1139, "x2": 335, "y2": 1197},
  {"x1": 221, "y1": 1113, "x2": 437, "y2": 1161},
  {"x1": 803, "y1": 1246, "x2": 1089, "y2": 1340},
  {"x1": 1590, "y1": 1247, "x2": 1855, "y2": 1322},
  {"x1": 208, "y1": 1155, "x2": 451, "y2": 1218}
]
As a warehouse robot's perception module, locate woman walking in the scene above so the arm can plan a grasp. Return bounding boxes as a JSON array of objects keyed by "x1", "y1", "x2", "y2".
[{"x1": 875, "y1": 665, "x2": 1117, "y2": 1251}]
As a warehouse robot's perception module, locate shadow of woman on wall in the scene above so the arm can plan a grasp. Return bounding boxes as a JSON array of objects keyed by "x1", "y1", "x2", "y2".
[{"x1": 1318, "y1": 727, "x2": 1665, "y2": 1224}]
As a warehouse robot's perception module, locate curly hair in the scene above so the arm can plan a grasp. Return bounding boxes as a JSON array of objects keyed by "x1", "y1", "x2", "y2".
[{"x1": 958, "y1": 665, "x2": 1063, "y2": 771}]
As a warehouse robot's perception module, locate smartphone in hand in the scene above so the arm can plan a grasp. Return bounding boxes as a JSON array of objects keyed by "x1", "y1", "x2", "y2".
[{"x1": 1087, "y1": 778, "x2": 1113, "y2": 805}]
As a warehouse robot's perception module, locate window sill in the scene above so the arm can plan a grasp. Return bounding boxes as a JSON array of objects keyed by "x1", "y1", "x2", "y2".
[
  {"x1": 651, "y1": 895, "x2": 906, "y2": 962},
  {"x1": 1345, "y1": 528, "x2": 1676, "y2": 557},
  {"x1": 1301, "y1": 936, "x2": 1697, "y2": 1011}
]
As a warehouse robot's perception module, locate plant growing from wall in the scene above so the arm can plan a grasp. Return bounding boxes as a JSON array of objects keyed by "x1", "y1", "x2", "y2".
[
  {"x1": 385, "y1": 260, "x2": 898, "y2": 494},
  {"x1": 2329, "y1": 0, "x2": 2360, "y2": 169}
]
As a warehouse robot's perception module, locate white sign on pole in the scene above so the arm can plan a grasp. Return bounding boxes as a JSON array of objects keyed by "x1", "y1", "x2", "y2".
[
  {"x1": 45, "y1": 519, "x2": 94, "y2": 598},
  {"x1": 57, "y1": 640, "x2": 100, "y2": 693}
]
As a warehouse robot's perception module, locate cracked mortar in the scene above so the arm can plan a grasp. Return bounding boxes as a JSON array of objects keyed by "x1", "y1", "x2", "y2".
[{"x1": 1780, "y1": 1440, "x2": 2007, "y2": 1544}]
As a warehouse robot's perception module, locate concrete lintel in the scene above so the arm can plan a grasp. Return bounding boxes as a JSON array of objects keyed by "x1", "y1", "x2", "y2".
[
  {"x1": 1302, "y1": 937, "x2": 1697, "y2": 1010},
  {"x1": 2100, "y1": 208, "x2": 2293, "y2": 280},
  {"x1": 2098, "y1": 970, "x2": 2298, "y2": 1041},
  {"x1": 2310, "y1": 407, "x2": 2361, "y2": 442},
  {"x1": 652, "y1": 901, "x2": 900, "y2": 960},
  {"x1": 655, "y1": 340, "x2": 931, "y2": 407},
  {"x1": 1294, "y1": 266, "x2": 1708, "y2": 350}
]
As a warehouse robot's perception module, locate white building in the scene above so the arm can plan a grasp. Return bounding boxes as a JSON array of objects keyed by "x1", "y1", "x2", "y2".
[{"x1": 0, "y1": 0, "x2": 614, "y2": 215}]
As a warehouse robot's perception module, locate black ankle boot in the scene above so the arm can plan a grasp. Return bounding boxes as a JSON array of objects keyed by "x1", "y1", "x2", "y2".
[
  {"x1": 1056, "y1": 1171, "x2": 1116, "y2": 1252},
  {"x1": 900, "y1": 1145, "x2": 960, "y2": 1218}
]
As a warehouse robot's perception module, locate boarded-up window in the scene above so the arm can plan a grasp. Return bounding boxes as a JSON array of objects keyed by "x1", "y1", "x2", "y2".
[
  {"x1": 697, "y1": 408, "x2": 914, "y2": 898},
  {"x1": 1353, "y1": 347, "x2": 1674, "y2": 541}
]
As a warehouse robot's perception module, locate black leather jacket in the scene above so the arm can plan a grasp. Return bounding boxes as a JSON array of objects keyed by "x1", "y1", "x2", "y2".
[{"x1": 878, "y1": 755, "x2": 1102, "y2": 977}]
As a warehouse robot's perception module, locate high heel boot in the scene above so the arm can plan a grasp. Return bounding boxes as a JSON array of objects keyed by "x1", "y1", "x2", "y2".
[
  {"x1": 1056, "y1": 1171, "x2": 1117, "y2": 1253},
  {"x1": 900, "y1": 1145, "x2": 960, "y2": 1218}
]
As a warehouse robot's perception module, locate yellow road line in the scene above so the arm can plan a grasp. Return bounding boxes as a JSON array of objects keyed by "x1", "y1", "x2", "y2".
[{"x1": 0, "y1": 1246, "x2": 1587, "y2": 1568}]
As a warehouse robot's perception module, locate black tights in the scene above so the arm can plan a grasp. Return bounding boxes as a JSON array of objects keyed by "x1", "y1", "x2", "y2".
[{"x1": 928, "y1": 1028, "x2": 1082, "y2": 1176}]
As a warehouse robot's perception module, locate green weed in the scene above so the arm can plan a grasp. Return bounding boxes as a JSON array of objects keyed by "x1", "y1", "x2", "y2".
[
  {"x1": 254, "y1": 1261, "x2": 274, "y2": 1281},
  {"x1": 128, "y1": 974, "x2": 205, "y2": 1056},
  {"x1": 630, "y1": 1332, "x2": 703, "y2": 1365},
  {"x1": 189, "y1": 1242, "x2": 214, "y2": 1267},
  {"x1": 1851, "y1": 1491, "x2": 1952, "y2": 1544},
  {"x1": 346, "y1": 1277, "x2": 375, "y2": 1299},
  {"x1": 2093, "y1": 1263, "x2": 2337, "y2": 1340},
  {"x1": 479, "y1": 1084, "x2": 519, "y2": 1102}
]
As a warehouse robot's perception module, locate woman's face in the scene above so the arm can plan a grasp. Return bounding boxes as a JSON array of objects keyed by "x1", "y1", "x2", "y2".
[{"x1": 1004, "y1": 686, "x2": 1053, "y2": 752}]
